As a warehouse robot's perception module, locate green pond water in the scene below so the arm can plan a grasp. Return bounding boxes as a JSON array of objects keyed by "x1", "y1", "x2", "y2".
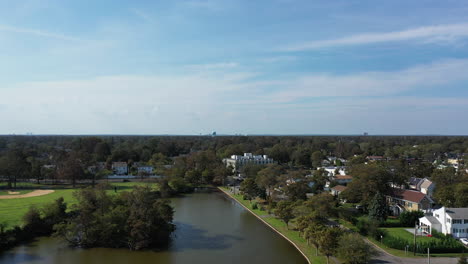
[{"x1": 0, "y1": 189, "x2": 307, "y2": 264}]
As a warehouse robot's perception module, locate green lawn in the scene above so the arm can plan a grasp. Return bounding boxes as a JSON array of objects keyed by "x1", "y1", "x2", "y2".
[
  {"x1": 219, "y1": 187, "x2": 327, "y2": 264},
  {"x1": 0, "y1": 189, "x2": 77, "y2": 229},
  {"x1": 0, "y1": 181, "x2": 158, "y2": 230},
  {"x1": 382, "y1": 227, "x2": 437, "y2": 243}
]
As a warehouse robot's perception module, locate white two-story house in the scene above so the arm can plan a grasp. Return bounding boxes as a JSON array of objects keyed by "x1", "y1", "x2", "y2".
[{"x1": 419, "y1": 207, "x2": 468, "y2": 238}]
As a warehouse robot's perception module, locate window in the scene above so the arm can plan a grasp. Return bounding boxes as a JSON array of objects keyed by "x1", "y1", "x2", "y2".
[
  {"x1": 464, "y1": 219, "x2": 468, "y2": 224},
  {"x1": 452, "y1": 219, "x2": 462, "y2": 224},
  {"x1": 453, "y1": 228, "x2": 459, "y2": 233},
  {"x1": 447, "y1": 218, "x2": 451, "y2": 223}
]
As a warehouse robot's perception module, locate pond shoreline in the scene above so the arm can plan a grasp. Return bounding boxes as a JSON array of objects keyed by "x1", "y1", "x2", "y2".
[{"x1": 218, "y1": 187, "x2": 312, "y2": 264}]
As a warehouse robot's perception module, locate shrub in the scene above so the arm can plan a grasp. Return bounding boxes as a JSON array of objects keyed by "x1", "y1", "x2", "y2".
[
  {"x1": 356, "y1": 217, "x2": 380, "y2": 237},
  {"x1": 399, "y1": 211, "x2": 424, "y2": 227},
  {"x1": 252, "y1": 202, "x2": 258, "y2": 210}
]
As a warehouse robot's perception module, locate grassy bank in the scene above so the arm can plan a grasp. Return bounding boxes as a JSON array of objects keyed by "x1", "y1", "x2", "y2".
[
  {"x1": 219, "y1": 187, "x2": 327, "y2": 264},
  {"x1": 0, "y1": 181, "x2": 157, "y2": 229}
]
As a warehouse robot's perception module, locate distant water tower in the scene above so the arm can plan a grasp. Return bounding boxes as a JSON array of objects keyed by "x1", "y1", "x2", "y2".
[
  {"x1": 363, "y1": 132, "x2": 369, "y2": 136},
  {"x1": 212, "y1": 131, "x2": 217, "y2": 137}
]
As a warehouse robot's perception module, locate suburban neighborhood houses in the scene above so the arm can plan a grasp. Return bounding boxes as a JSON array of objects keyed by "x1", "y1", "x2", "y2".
[{"x1": 2, "y1": 135, "x2": 467, "y2": 264}]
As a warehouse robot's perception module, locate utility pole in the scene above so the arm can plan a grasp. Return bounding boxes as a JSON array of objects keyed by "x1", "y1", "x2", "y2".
[
  {"x1": 413, "y1": 221, "x2": 417, "y2": 256},
  {"x1": 427, "y1": 248, "x2": 430, "y2": 264}
]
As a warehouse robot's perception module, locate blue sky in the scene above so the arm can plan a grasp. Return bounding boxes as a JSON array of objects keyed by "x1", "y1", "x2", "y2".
[{"x1": 1, "y1": 0, "x2": 468, "y2": 135}]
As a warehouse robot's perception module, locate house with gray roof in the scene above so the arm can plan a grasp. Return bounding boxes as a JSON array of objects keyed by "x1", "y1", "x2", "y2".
[{"x1": 419, "y1": 207, "x2": 468, "y2": 238}]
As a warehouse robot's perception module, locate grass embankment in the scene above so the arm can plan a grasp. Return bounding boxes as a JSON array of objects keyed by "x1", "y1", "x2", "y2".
[
  {"x1": 219, "y1": 187, "x2": 327, "y2": 264},
  {"x1": 0, "y1": 181, "x2": 157, "y2": 229}
]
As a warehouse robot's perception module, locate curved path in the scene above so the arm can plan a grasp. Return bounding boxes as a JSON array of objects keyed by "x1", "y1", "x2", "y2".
[{"x1": 0, "y1": 190, "x2": 55, "y2": 199}]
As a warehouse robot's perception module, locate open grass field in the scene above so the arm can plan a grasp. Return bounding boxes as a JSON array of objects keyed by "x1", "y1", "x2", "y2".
[
  {"x1": 219, "y1": 187, "x2": 326, "y2": 264},
  {"x1": 382, "y1": 227, "x2": 438, "y2": 243},
  {"x1": 0, "y1": 181, "x2": 158, "y2": 230}
]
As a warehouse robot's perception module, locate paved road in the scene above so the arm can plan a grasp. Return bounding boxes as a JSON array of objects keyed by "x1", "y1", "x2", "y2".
[{"x1": 367, "y1": 239, "x2": 458, "y2": 264}]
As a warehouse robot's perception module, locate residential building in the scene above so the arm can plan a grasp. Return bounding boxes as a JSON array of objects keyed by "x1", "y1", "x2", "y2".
[
  {"x1": 386, "y1": 188, "x2": 434, "y2": 216},
  {"x1": 330, "y1": 185, "x2": 347, "y2": 196},
  {"x1": 222, "y1": 153, "x2": 275, "y2": 171},
  {"x1": 408, "y1": 177, "x2": 435, "y2": 197},
  {"x1": 137, "y1": 166, "x2": 153, "y2": 175},
  {"x1": 419, "y1": 207, "x2": 468, "y2": 238},
  {"x1": 408, "y1": 177, "x2": 423, "y2": 189},
  {"x1": 112, "y1": 162, "x2": 128, "y2": 175},
  {"x1": 419, "y1": 178, "x2": 435, "y2": 197},
  {"x1": 333, "y1": 175, "x2": 353, "y2": 185},
  {"x1": 317, "y1": 166, "x2": 346, "y2": 176}
]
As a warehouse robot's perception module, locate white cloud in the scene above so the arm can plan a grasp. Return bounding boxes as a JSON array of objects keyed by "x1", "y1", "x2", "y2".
[
  {"x1": 281, "y1": 23, "x2": 468, "y2": 51},
  {"x1": 131, "y1": 8, "x2": 155, "y2": 23},
  {"x1": 184, "y1": 62, "x2": 239, "y2": 71},
  {"x1": 2, "y1": 58, "x2": 468, "y2": 134},
  {"x1": 0, "y1": 24, "x2": 81, "y2": 41},
  {"x1": 259, "y1": 59, "x2": 468, "y2": 102}
]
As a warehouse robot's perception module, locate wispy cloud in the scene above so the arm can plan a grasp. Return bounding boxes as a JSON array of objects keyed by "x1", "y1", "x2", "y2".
[
  {"x1": 0, "y1": 24, "x2": 80, "y2": 41},
  {"x1": 244, "y1": 58, "x2": 468, "y2": 103},
  {"x1": 281, "y1": 23, "x2": 468, "y2": 51},
  {"x1": 184, "y1": 62, "x2": 239, "y2": 71},
  {"x1": 131, "y1": 8, "x2": 155, "y2": 23}
]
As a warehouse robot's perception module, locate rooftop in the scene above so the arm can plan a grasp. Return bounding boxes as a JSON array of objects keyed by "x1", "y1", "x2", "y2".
[
  {"x1": 390, "y1": 188, "x2": 427, "y2": 203},
  {"x1": 446, "y1": 208, "x2": 468, "y2": 219}
]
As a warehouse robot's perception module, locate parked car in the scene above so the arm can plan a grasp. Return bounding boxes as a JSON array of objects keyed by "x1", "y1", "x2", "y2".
[{"x1": 460, "y1": 238, "x2": 468, "y2": 246}]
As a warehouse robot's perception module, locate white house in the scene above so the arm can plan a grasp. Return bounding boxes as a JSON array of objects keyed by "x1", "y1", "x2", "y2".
[
  {"x1": 419, "y1": 179, "x2": 435, "y2": 197},
  {"x1": 317, "y1": 166, "x2": 346, "y2": 177},
  {"x1": 137, "y1": 166, "x2": 153, "y2": 175},
  {"x1": 222, "y1": 153, "x2": 275, "y2": 171},
  {"x1": 112, "y1": 162, "x2": 128, "y2": 175},
  {"x1": 419, "y1": 207, "x2": 468, "y2": 238}
]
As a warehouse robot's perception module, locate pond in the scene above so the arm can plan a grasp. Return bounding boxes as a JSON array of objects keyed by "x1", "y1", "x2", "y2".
[{"x1": 0, "y1": 189, "x2": 307, "y2": 264}]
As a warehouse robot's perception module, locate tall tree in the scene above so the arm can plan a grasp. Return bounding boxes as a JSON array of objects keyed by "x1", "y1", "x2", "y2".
[
  {"x1": 275, "y1": 201, "x2": 294, "y2": 229},
  {"x1": 368, "y1": 191, "x2": 388, "y2": 223},
  {"x1": 318, "y1": 227, "x2": 342, "y2": 264},
  {"x1": 337, "y1": 233, "x2": 377, "y2": 264}
]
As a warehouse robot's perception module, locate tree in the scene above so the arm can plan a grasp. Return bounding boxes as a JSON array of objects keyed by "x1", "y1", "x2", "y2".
[
  {"x1": 311, "y1": 151, "x2": 325, "y2": 168},
  {"x1": 275, "y1": 201, "x2": 294, "y2": 229},
  {"x1": 285, "y1": 180, "x2": 310, "y2": 201},
  {"x1": 57, "y1": 152, "x2": 86, "y2": 187},
  {"x1": 399, "y1": 211, "x2": 424, "y2": 227},
  {"x1": 454, "y1": 183, "x2": 468, "y2": 207},
  {"x1": 318, "y1": 227, "x2": 342, "y2": 264},
  {"x1": 256, "y1": 165, "x2": 281, "y2": 198},
  {"x1": 458, "y1": 254, "x2": 467, "y2": 264},
  {"x1": 342, "y1": 164, "x2": 391, "y2": 206},
  {"x1": 368, "y1": 191, "x2": 388, "y2": 223},
  {"x1": 304, "y1": 223, "x2": 325, "y2": 256},
  {"x1": 240, "y1": 178, "x2": 262, "y2": 201},
  {"x1": 0, "y1": 148, "x2": 30, "y2": 189},
  {"x1": 337, "y1": 233, "x2": 377, "y2": 264},
  {"x1": 306, "y1": 192, "x2": 337, "y2": 218}
]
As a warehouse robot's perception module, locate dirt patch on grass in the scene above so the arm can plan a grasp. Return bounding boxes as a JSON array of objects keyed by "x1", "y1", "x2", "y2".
[
  {"x1": 8, "y1": 191, "x2": 20, "y2": 195},
  {"x1": 0, "y1": 190, "x2": 55, "y2": 199}
]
